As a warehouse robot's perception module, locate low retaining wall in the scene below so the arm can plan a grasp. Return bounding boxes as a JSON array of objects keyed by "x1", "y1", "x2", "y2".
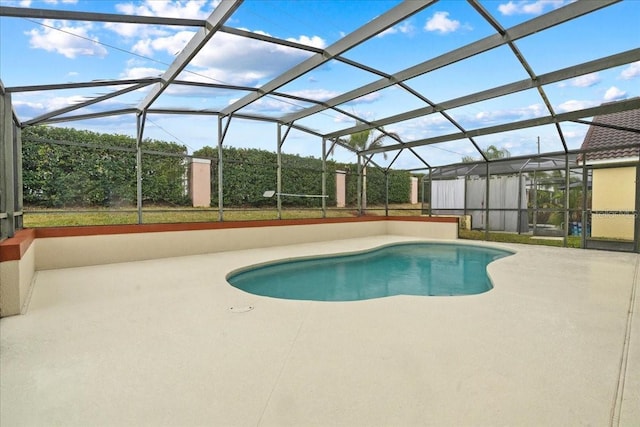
[{"x1": 0, "y1": 216, "x2": 458, "y2": 317}]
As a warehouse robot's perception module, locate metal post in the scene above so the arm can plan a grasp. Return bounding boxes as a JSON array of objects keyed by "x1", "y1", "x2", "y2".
[
  {"x1": 464, "y1": 173, "x2": 468, "y2": 218},
  {"x1": 485, "y1": 162, "x2": 490, "y2": 241},
  {"x1": 532, "y1": 169, "x2": 538, "y2": 235},
  {"x1": 517, "y1": 171, "x2": 523, "y2": 234},
  {"x1": 217, "y1": 116, "x2": 224, "y2": 221},
  {"x1": 384, "y1": 171, "x2": 389, "y2": 217},
  {"x1": 635, "y1": 164, "x2": 640, "y2": 253},
  {"x1": 357, "y1": 154, "x2": 362, "y2": 216},
  {"x1": 135, "y1": 111, "x2": 146, "y2": 224},
  {"x1": 13, "y1": 124, "x2": 23, "y2": 231},
  {"x1": 0, "y1": 89, "x2": 15, "y2": 238},
  {"x1": 421, "y1": 175, "x2": 425, "y2": 215},
  {"x1": 582, "y1": 164, "x2": 588, "y2": 249},
  {"x1": 564, "y1": 154, "x2": 570, "y2": 247},
  {"x1": 321, "y1": 138, "x2": 327, "y2": 218},
  {"x1": 276, "y1": 124, "x2": 283, "y2": 219},
  {"x1": 428, "y1": 167, "x2": 432, "y2": 217}
]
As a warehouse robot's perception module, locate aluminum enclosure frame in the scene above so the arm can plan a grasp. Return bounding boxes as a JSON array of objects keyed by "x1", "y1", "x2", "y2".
[{"x1": 1, "y1": 0, "x2": 639, "y2": 245}]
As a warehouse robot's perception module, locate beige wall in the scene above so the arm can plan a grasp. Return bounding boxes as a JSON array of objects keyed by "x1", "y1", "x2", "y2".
[
  {"x1": 0, "y1": 242, "x2": 35, "y2": 317},
  {"x1": 34, "y1": 222, "x2": 390, "y2": 270},
  {"x1": 387, "y1": 220, "x2": 457, "y2": 240},
  {"x1": 189, "y1": 158, "x2": 211, "y2": 208},
  {"x1": 1, "y1": 219, "x2": 458, "y2": 316},
  {"x1": 592, "y1": 167, "x2": 636, "y2": 240}
]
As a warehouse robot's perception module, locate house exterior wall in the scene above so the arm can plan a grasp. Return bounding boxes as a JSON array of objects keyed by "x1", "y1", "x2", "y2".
[{"x1": 591, "y1": 166, "x2": 636, "y2": 240}]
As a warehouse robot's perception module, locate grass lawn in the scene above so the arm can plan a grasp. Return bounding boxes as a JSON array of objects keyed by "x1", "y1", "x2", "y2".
[
  {"x1": 459, "y1": 229, "x2": 582, "y2": 248},
  {"x1": 22, "y1": 205, "x2": 580, "y2": 248},
  {"x1": 22, "y1": 205, "x2": 423, "y2": 227}
]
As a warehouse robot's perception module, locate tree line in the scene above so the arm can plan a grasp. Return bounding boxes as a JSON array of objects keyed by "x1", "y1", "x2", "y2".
[{"x1": 22, "y1": 126, "x2": 412, "y2": 209}]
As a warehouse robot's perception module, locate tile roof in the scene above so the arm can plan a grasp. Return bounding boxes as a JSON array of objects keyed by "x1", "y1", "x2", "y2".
[{"x1": 580, "y1": 106, "x2": 640, "y2": 162}]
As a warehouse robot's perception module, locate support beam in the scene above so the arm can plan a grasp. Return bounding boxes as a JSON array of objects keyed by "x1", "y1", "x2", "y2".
[
  {"x1": 137, "y1": 0, "x2": 243, "y2": 112},
  {"x1": 0, "y1": 6, "x2": 205, "y2": 26},
  {"x1": 469, "y1": 0, "x2": 569, "y2": 153},
  {"x1": 362, "y1": 98, "x2": 640, "y2": 155},
  {"x1": 324, "y1": 47, "x2": 640, "y2": 139},
  {"x1": 276, "y1": 124, "x2": 283, "y2": 219},
  {"x1": 135, "y1": 112, "x2": 146, "y2": 224},
  {"x1": 24, "y1": 82, "x2": 151, "y2": 126},
  {"x1": 221, "y1": 0, "x2": 434, "y2": 116},
  {"x1": 218, "y1": 116, "x2": 231, "y2": 221},
  {"x1": 322, "y1": 138, "x2": 327, "y2": 218},
  {"x1": 357, "y1": 155, "x2": 363, "y2": 215},
  {"x1": 30, "y1": 108, "x2": 138, "y2": 125},
  {"x1": 635, "y1": 165, "x2": 640, "y2": 253},
  {"x1": 283, "y1": 0, "x2": 618, "y2": 125},
  {"x1": 564, "y1": 154, "x2": 570, "y2": 247},
  {"x1": 485, "y1": 162, "x2": 490, "y2": 240},
  {"x1": 6, "y1": 78, "x2": 159, "y2": 93},
  {"x1": 1, "y1": 89, "x2": 16, "y2": 238}
]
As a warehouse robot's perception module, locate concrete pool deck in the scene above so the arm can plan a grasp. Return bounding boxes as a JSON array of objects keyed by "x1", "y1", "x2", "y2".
[{"x1": 1, "y1": 235, "x2": 638, "y2": 426}]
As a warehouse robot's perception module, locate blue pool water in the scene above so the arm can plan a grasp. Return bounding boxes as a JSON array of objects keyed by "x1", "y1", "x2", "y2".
[{"x1": 227, "y1": 243, "x2": 513, "y2": 301}]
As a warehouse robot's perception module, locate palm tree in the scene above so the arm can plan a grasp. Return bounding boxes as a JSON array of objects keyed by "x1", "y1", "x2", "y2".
[
  {"x1": 462, "y1": 145, "x2": 511, "y2": 162},
  {"x1": 342, "y1": 124, "x2": 400, "y2": 210}
]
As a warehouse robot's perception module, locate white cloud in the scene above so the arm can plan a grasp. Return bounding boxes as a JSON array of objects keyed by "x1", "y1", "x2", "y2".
[
  {"x1": 567, "y1": 73, "x2": 601, "y2": 88},
  {"x1": 556, "y1": 99, "x2": 598, "y2": 112},
  {"x1": 115, "y1": 0, "x2": 211, "y2": 19},
  {"x1": 105, "y1": 1, "x2": 213, "y2": 43},
  {"x1": 284, "y1": 89, "x2": 340, "y2": 102},
  {"x1": 498, "y1": 0, "x2": 566, "y2": 16},
  {"x1": 472, "y1": 104, "x2": 545, "y2": 125},
  {"x1": 131, "y1": 39, "x2": 154, "y2": 57},
  {"x1": 286, "y1": 35, "x2": 326, "y2": 49},
  {"x1": 131, "y1": 30, "x2": 194, "y2": 58},
  {"x1": 378, "y1": 21, "x2": 416, "y2": 38},
  {"x1": 225, "y1": 96, "x2": 302, "y2": 115},
  {"x1": 603, "y1": 86, "x2": 626, "y2": 101},
  {"x1": 131, "y1": 30, "x2": 324, "y2": 86},
  {"x1": 104, "y1": 22, "x2": 170, "y2": 39},
  {"x1": 620, "y1": 61, "x2": 640, "y2": 80},
  {"x1": 14, "y1": 94, "x2": 88, "y2": 114},
  {"x1": 347, "y1": 92, "x2": 382, "y2": 105},
  {"x1": 425, "y1": 12, "x2": 460, "y2": 34},
  {"x1": 120, "y1": 66, "x2": 164, "y2": 79},
  {"x1": 26, "y1": 20, "x2": 108, "y2": 59},
  {"x1": 0, "y1": 0, "x2": 75, "y2": 5}
]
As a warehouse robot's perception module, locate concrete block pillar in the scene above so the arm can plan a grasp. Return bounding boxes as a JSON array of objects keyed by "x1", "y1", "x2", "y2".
[
  {"x1": 189, "y1": 158, "x2": 211, "y2": 207},
  {"x1": 336, "y1": 170, "x2": 346, "y2": 208},
  {"x1": 411, "y1": 176, "x2": 418, "y2": 204}
]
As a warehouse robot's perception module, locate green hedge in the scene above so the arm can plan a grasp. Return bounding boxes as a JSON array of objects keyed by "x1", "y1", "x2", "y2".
[
  {"x1": 22, "y1": 126, "x2": 413, "y2": 209},
  {"x1": 23, "y1": 126, "x2": 189, "y2": 207}
]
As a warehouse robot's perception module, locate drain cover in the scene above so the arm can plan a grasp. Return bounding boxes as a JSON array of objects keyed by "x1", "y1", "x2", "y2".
[{"x1": 229, "y1": 305, "x2": 254, "y2": 313}]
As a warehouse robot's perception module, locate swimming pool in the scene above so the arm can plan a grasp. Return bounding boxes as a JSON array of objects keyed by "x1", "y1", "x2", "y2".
[{"x1": 227, "y1": 242, "x2": 513, "y2": 301}]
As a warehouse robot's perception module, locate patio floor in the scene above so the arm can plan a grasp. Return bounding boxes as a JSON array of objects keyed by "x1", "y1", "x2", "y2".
[{"x1": 1, "y1": 236, "x2": 638, "y2": 426}]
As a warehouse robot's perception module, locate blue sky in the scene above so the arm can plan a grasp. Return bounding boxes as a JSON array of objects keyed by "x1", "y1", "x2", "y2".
[{"x1": 1, "y1": 0, "x2": 639, "y2": 169}]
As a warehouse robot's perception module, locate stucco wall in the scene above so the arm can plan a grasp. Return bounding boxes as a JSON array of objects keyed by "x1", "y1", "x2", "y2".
[
  {"x1": 34, "y1": 221, "x2": 389, "y2": 270},
  {"x1": 0, "y1": 241, "x2": 35, "y2": 317},
  {"x1": 592, "y1": 167, "x2": 636, "y2": 240},
  {"x1": 1, "y1": 218, "x2": 458, "y2": 317}
]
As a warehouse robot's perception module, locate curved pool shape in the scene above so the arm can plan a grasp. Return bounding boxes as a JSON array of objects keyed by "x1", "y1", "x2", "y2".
[{"x1": 227, "y1": 243, "x2": 513, "y2": 301}]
